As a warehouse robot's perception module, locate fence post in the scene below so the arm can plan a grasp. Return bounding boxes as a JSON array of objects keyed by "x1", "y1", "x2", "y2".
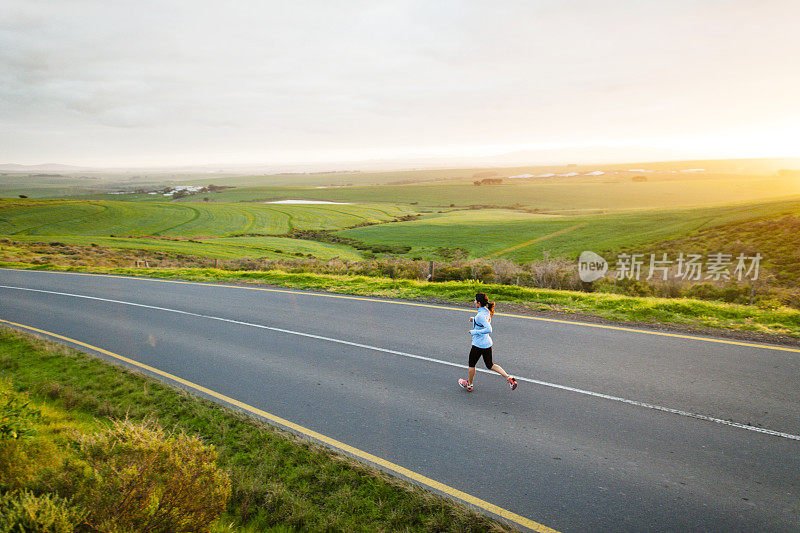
[{"x1": 427, "y1": 260, "x2": 434, "y2": 281}]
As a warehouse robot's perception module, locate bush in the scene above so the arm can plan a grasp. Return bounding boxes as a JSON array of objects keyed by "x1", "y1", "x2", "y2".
[
  {"x1": 0, "y1": 436, "x2": 66, "y2": 494},
  {"x1": 684, "y1": 282, "x2": 753, "y2": 305},
  {"x1": 0, "y1": 490, "x2": 87, "y2": 533},
  {"x1": 432, "y1": 263, "x2": 471, "y2": 282},
  {"x1": 74, "y1": 418, "x2": 231, "y2": 533},
  {"x1": 613, "y1": 278, "x2": 653, "y2": 297},
  {"x1": 0, "y1": 382, "x2": 66, "y2": 494},
  {"x1": 1, "y1": 381, "x2": 42, "y2": 440},
  {"x1": 778, "y1": 289, "x2": 800, "y2": 309},
  {"x1": 527, "y1": 254, "x2": 582, "y2": 290}
]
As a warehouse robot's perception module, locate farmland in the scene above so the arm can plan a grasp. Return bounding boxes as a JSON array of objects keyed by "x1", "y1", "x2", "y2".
[
  {"x1": 340, "y1": 197, "x2": 800, "y2": 261},
  {"x1": 0, "y1": 199, "x2": 414, "y2": 260},
  {"x1": 3, "y1": 234, "x2": 363, "y2": 261},
  {"x1": 0, "y1": 199, "x2": 412, "y2": 237},
  {"x1": 181, "y1": 173, "x2": 800, "y2": 214},
  {"x1": 2, "y1": 162, "x2": 800, "y2": 273},
  {"x1": 2, "y1": 194, "x2": 800, "y2": 270}
]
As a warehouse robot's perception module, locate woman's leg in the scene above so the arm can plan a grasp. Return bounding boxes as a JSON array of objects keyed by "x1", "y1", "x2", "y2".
[
  {"x1": 490, "y1": 363, "x2": 510, "y2": 380},
  {"x1": 483, "y1": 348, "x2": 511, "y2": 380},
  {"x1": 467, "y1": 346, "x2": 482, "y2": 384},
  {"x1": 491, "y1": 362, "x2": 517, "y2": 389}
]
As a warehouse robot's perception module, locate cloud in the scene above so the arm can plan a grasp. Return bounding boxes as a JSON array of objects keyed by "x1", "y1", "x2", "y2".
[{"x1": 1, "y1": 0, "x2": 799, "y2": 165}]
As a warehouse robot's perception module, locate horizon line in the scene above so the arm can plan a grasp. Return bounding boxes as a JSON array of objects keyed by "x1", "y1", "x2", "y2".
[{"x1": 3, "y1": 154, "x2": 800, "y2": 174}]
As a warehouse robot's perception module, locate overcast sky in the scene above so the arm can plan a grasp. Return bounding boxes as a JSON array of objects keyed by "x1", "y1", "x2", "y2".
[{"x1": 1, "y1": 0, "x2": 799, "y2": 167}]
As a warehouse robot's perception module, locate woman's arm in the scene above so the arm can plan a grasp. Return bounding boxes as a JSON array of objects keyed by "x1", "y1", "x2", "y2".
[{"x1": 469, "y1": 319, "x2": 492, "y2": 335}]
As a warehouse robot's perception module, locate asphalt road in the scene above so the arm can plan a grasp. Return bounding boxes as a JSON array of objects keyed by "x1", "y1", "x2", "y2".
[{"x1": 1, "y1": 268, "x2": 799, "y2": 532}]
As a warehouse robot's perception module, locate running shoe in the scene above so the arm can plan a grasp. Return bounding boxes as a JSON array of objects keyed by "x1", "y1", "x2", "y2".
[
  {"x1": 508, "y1": 376, "x2": 518, "y2": 390},
  {"x1": 458, "y1": 378, "x2": 473, "y2": 391}
]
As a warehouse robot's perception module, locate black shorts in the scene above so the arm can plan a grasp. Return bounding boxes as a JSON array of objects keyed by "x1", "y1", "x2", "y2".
[{"x1": 468, "y1": 345, "x2": 493, "y2": 369}]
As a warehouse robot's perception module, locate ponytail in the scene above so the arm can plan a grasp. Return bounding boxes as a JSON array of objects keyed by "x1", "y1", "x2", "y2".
[{"x1": 475, "y1": 293, "x2": 496, "y2": 317}]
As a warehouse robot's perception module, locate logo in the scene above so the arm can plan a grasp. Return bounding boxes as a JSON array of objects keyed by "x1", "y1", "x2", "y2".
[{"x1": 578, "y1": 251, "x2": 608, "y2": 282}]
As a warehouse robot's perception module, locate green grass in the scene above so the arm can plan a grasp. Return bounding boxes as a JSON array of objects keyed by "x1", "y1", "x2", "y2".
[
  {"x1": 196, "y1": 174, "x2": 800, "y2": 212},
  {"x1": 0, "y1": 199, "x2": 413, "y2": 238},
  {"x1": 199, "y1": 236, "x2": 363, "y2": 260},
  {"x1": 3, "y1": 263, "x2": 799, "y2": 338},
  {"x1": 0, "y1": 175, "x2": 118, "y2": 199},
  {"x1": 631, "y1": 206, "x2": 800, "y2": 287},
  {"x1": 0, "y1": 327, "x2": 516, "y2": 532},
  {"x1": 340, "y1": 198, "x2": 800, "y2": 261},
  {"x1": 6, "y1": 234, "x2": 364, "y2": 261},
  {"x1": 6, "y1": 196, "x2": 800, "y2": 265},
  {"x1": 0, "y1": 199, "x2": 419, "y2": 260},
  {"x1": 5, "y1": 185, "x2": 800, "y2": 308}
]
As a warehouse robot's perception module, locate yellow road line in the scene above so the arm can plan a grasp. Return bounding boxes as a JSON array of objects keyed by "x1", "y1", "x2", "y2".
[
  {"x1": 484, "y1": 223, "x2": 588, "y2": 258},
  {"x1": 4, "y1": 268, "x2": 799, "y2": 354},
  {"x1": 0, "y1": 317, "x2": 559, "y2": 533}
]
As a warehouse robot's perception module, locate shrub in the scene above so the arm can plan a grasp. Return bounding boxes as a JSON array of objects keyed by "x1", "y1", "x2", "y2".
[
  {"x1": 0, "y1": 432, "x2": 66, "y2": 496},
  {"x1": 648, "y1": 277, "x2": 685, "y2": 299},
  {"x1": 0, "y1": 490, "x2": 87, "y2": 533},
  {"x1": 527, "y1": 254, "x2": 582, "y2": 290},
  {"x1": 433, "y1": 263, "x2": 471, "y2": 282},
  {"x1": 0, "y1": 380, "x2": 42, "y2": 441},
  {"x1": 74, "y1": 418, "x2": 231, "y2": 533},
  {"x1": 684, "y1": 282, "x2": 753, "y2": 305},
  {"x1": 613, "y1": 277, "x2": 653, "y2": 297},
  {"x1": 490, "y1": 259, "x2": 521, "y2": 285},
  {"x1": 0, "y1": 381, "x2": 68, "y2": 494},
  {"x1": 756, "y1": 299, "x2": 782, "y2": 311},
  {"x1": 778, "y1": 289, "x2": 800, "y2": 309}
]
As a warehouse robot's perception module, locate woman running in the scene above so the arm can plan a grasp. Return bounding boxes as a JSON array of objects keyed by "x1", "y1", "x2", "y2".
[{"x1": 459, "y1": 292, "x2": 518, "y2": 391}]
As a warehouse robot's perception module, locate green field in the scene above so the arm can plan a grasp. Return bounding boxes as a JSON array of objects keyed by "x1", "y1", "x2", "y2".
[
  {"x1": 3, "y1": 163, "x2": 800, "y2": 274},
  {"x1": 5, "y1": 234, "x2": 363, "y2": 261},
  {"x1": 631, "y1": 203, "x2": 800, "y2": 287},
  {"x1": 0, "y1": 199, "x2": 419, "y2": 260},
  {"x1": 4, "y1": 195, "x2": 800, "y2": 266},
  {"x1": 5, "y1": 157, "x2": 799, "y2": 200},
  {"x1": 0, "y1": 199, "x2": 412, "y2": 237},
  {"x1": 340, "y1": 198, "x2": 800, "y2": 261},
  {"x1": 189, "y1": 174, "x2": 800, "y2": 213}
]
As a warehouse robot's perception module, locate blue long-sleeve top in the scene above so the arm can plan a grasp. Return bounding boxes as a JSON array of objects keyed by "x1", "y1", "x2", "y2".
[{"x1": 469, "y1": 306, "x2": 493, "y2": 348}]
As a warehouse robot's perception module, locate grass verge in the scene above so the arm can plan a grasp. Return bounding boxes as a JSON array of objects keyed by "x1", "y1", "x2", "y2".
[
  {"x1": 0, "y1": 327, "x2": 516, "y2": 532},
  {"x1": 3, "y1": 261, "x2": 800, "y2": 340}
]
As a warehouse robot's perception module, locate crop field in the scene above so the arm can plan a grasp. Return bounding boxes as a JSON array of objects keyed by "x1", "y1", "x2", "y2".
[
  {"x1": 4, "y1": 196, "x2": 800, "y2": 265},
  {"x1": 183, "y1": 167, "x2": 498, "y2": 187},
  {"x1": 3, "y1": 166, "x2": 800, "y2": 267},
  {"x1": 0, "y1": 199, "x2": 414, "y2": 260},
  {"x1": 0, "y1": 175, "x2": 110, "y2": 199},
  {"x1": 193, "y1": 174, "x2": 800, "y2": 213},
  {"x1": 165, "y1": 157, "x2": 800, "y2": 188},
  {"x1": 0, "y1": 199, "x2": 413, "y2": 237},
  {"x1": 339, "y1": 197, "x2": 800, "y2": 261}
]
